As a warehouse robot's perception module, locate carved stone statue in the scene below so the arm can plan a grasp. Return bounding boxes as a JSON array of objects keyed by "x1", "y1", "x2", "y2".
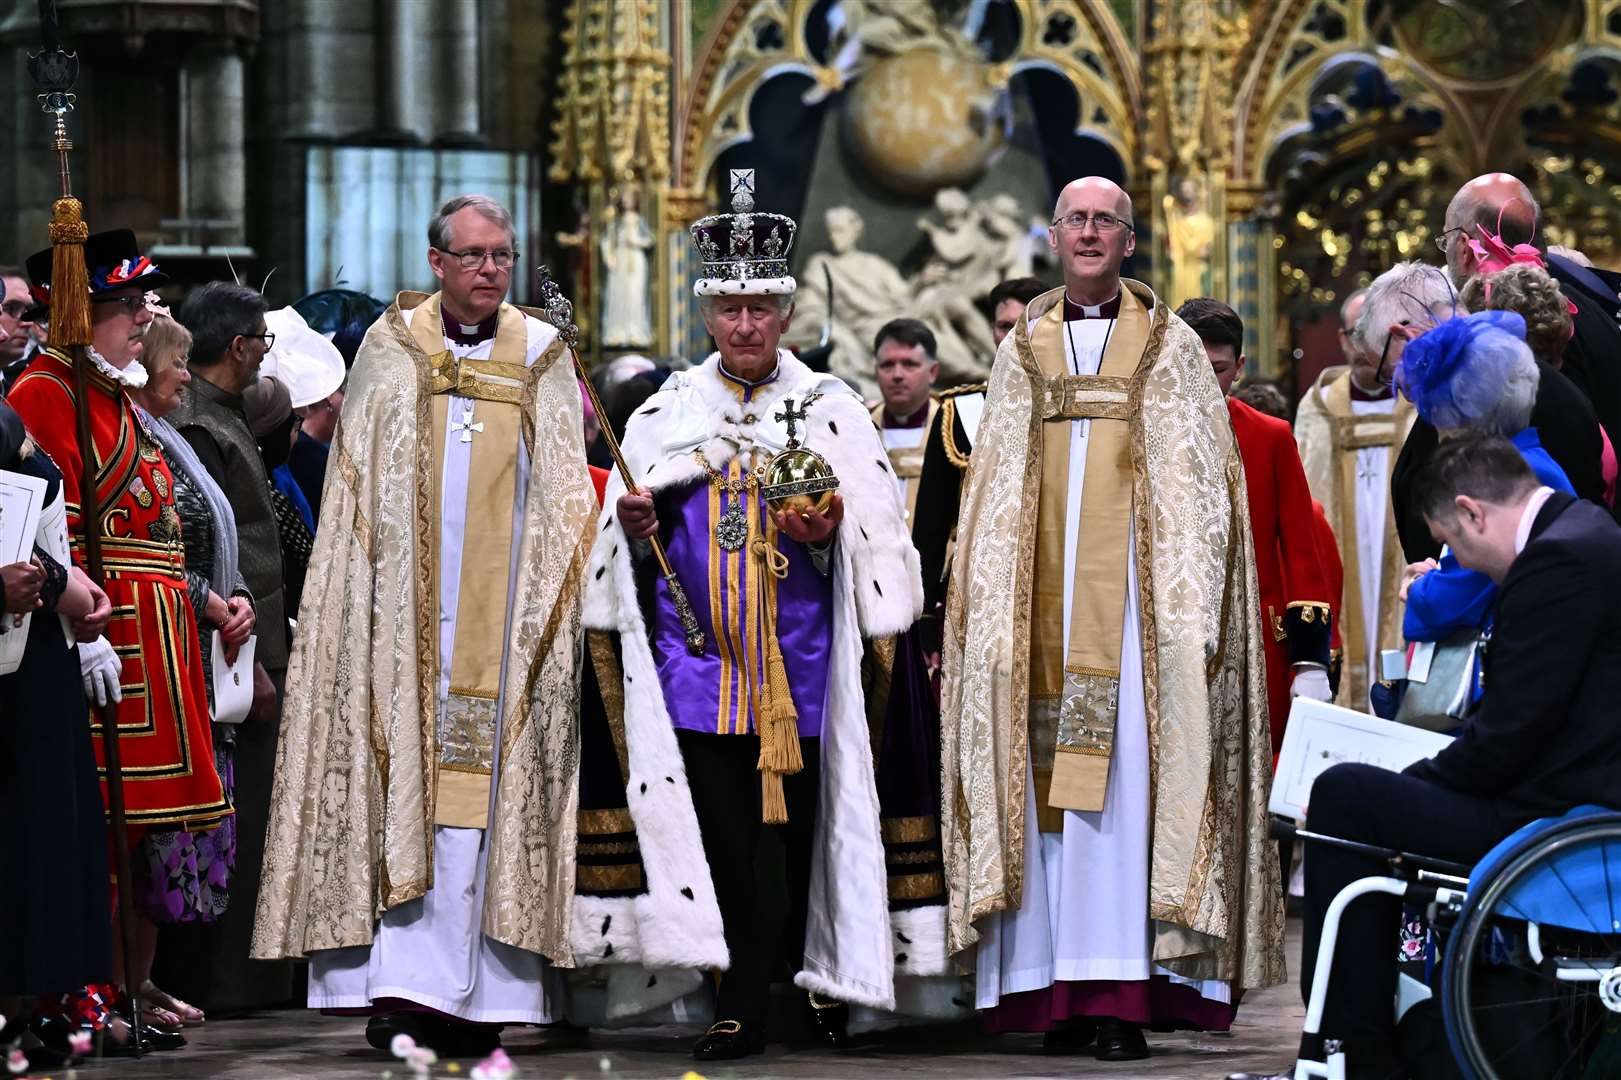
[
  {"x1": 599, "y1": 186, "x2": 656, "y2": 350},
  {"x1": 790, "y1": 206, "x2": 914, "y2": 398},
  {"x1": 1163, "y1": 174, "x2": 1215, "y2": 306},
  {"x1": 787, "y1": 204, "x2": 994, "y2": 396}
]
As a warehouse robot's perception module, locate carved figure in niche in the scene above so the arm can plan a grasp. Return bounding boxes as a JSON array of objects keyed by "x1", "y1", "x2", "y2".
[
  {"x1": 599, "y1": 186, "x2": 656, "y2": 350},
  {"x1": 917, "y1": 188, "x2": 981, "y2": 280},
  {"x1": 788, "y1": 205, "x2": 993, "y2": 397},
  {"x1": 832, "y1": 0, "x2": 977, "y2": 62},
  {"x1": 912, "y1": 260, "x2": 996, "y2": 382},
  {"x1": 1163, "y1": 173, "x2": 1215, "y2": 306},
  {"x1": 790, "y1": 206, "x2": 914, "y2": 399},
  {"x1": 980, "y1": 193, "x2": 1040, "y2": 279}
]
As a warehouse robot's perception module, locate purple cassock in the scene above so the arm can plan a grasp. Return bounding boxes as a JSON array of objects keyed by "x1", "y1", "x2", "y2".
[{"x1": 648, "y1": 368, "x2": 834, "y2": 737}]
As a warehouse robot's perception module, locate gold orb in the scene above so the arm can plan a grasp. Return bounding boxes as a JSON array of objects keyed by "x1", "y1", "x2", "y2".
[{"x1": 762, "y1": 447, "x2": 838, "y2": 516}]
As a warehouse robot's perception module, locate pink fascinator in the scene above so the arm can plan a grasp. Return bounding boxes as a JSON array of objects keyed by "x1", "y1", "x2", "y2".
[{"x1": 1466, "y1": 200, "x2": 1579, "y2": 316}]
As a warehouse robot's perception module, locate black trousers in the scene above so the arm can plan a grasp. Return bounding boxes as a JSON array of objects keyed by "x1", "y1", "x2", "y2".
[
  {"x1": 1302, "y1": 764, "x2": 1510, "y2": 1061},
  {"x1": 676, "y1": 731, "x2": 820, "y2": 1029}
]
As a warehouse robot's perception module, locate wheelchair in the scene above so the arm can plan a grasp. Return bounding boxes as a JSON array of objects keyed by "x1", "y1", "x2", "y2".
[{"x1": 1280, "y1": 805, "x2": 1621, "y2": 1080}]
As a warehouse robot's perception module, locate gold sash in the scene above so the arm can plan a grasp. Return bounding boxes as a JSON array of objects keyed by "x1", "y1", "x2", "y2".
[
  {"x1": 1321, "y1": 375, "x2": 1411, "y2": 709},
  {"x1": 870, "y1": 399, "x2": 938, "y2": 525},
  {"x1": 409, "y1": 293, "x2": 531, "y2": 829},
  {"x1": 1028, "y1": 290, "x2": 1150, "y2": 824}
]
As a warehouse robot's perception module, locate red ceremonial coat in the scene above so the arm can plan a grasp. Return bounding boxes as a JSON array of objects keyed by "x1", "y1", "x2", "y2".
[
  {"x1": 8, "y1": 350, "x2": 228, "y2": 831},
  {"x1": 1227, "y1": 397, "x2": 1332, "y2": 751}
]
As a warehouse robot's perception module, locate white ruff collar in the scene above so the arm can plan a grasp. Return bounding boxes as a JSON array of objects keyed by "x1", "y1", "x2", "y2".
[{"x1": 89, "y1": 346, "x2": 148, "y2": 389}]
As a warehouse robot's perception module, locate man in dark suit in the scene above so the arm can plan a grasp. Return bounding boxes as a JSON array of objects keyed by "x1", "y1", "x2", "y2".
[
  {"x1": 1393, "y1": 173, "x2": 1615, "y2": 561},
  {"x1": 1229, "y1": 433, "x2": 1621, "y2": 1080}
]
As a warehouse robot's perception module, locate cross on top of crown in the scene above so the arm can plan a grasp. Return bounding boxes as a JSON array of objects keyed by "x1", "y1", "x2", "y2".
[
  {"x1": 729, "y1": 169, "x2": 755, "y2": 214},
  {"x1": 775, "y1": 397, "x2": 808, "y2": 447}
]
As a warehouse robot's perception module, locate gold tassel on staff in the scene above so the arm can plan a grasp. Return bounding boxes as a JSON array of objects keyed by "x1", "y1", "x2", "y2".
[{"x1": 28, "y1": 0, "x2": 145, "y2": 1053}]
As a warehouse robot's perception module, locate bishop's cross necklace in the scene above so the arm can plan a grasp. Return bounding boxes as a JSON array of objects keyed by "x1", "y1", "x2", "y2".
[{"x1": 452, "y1": 401, "x2": 484, "y2": 443}]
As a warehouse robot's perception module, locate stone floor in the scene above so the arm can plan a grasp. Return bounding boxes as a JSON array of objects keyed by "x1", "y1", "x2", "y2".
[{"x1": 60, "y1": 924, "x2": 1306, "y2": 1080}]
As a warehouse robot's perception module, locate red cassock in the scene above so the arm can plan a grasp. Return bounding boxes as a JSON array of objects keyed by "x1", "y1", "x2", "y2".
[
  {"x1": 9, "y1": 351, "x2": 229, "y2": 832},
  {"x1": 1227, "y1": 397, "x2": 1333, "y2": 751}
]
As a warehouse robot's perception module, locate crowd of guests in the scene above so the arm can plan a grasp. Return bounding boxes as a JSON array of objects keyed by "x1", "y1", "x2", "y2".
[
  {"x1": 0, "y1": 236, "x2": 381, "y2": 1068},
  {"x1": 6, "y1": 168, "x2": 1621, "y2": 1080}
]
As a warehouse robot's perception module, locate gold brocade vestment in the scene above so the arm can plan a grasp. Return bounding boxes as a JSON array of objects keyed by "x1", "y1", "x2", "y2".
[
  {"x1": 1293, "y1": 366, "x2": 1414, "y2": 709},
  {"x1": 251, "y1": 290, "x2": 595, "y2": 964},
  {"x1": 409, "y1": 294, "x2": 529, "y2": 829},
  {"x1": 939, "y1": 281, "x2": 1285, "y2": 991}
]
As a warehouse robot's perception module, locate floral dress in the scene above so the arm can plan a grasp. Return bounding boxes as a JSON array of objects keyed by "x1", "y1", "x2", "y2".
[{"x1": 135, "y1": 467, "x2": 249, "y2": 924}]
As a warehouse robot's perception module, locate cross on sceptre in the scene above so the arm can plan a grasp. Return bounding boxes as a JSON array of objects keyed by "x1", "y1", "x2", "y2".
[{"x1": 775, "y1": 398, "x2": 807, "y2": 448}]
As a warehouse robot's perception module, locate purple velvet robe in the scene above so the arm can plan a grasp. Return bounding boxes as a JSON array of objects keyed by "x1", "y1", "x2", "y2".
[{"x1": 649, "y1": 366, "x2": 834, "y2": 736}]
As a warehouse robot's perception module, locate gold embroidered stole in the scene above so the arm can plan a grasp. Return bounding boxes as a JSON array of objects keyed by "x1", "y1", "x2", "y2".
[
  {"x1": 870, "y1": 398, "x2": 939, "y2": 525},
  {"x1": 410, "y1": 293, "x2": 531, "y2": 829},
  {"x1": 1029, "y1": 290, "x2": 1150, "y2": 826},
  {"x1": 1322, "y1": 376, "x2": 1409, "y2": 708}
]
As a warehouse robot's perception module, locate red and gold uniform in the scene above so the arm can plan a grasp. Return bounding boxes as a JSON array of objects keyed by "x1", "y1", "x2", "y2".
[
  {"x1": 1227, "y1": 396, "x2": 1333, "y2": 751},
  {"x1": 8, "y1": 349, "x2": 228, "y2": 831}
]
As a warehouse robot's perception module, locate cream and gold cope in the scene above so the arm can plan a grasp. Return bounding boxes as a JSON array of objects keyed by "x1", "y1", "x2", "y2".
[
  {"x1": 1294, "y1": 365, "x2": 1415, "y2": 711},
  {"x1": 252, "y1": 291, "x2": 597, "y2": 965},
  {"x1": 940, "y1": 281, "x2": 1286, "y2": 992}
]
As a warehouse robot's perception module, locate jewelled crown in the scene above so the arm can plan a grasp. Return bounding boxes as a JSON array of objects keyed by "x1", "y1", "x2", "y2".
[{"x1": 690, "y1": 169, "x2": 798, "y2": 298}]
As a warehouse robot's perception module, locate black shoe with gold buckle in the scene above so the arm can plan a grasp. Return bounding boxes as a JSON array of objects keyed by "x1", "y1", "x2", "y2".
[
  {"x1": 693, "y1": 1019, "x2": 763, "y2": 1060},
  {"x1": 806, "y1": 991, "x2": 850, "y2": 1048}
]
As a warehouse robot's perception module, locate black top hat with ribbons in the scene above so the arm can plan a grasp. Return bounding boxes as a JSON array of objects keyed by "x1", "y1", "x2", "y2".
[{"x1": 24, "y1": 228, "x2": 168, "y2": 321}]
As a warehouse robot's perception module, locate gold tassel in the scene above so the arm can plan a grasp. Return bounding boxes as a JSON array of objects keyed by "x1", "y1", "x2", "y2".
[
  {"x1": 752, "y1": 533, "x2": 801, "y2": 824},
  {"x1": 46, "y1": 197, "x2": 92, "y2": 348}
]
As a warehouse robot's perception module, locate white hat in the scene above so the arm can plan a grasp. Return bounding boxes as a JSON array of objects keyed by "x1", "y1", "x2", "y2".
[{"x1": 260, "y1": 306, "x2": 345, "y2": 409}]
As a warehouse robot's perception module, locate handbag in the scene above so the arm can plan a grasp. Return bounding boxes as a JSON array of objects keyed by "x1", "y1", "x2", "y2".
[
  {"x1": 1395, "y1": 630, "x2": 1483, "y2": 732},
  {"x1": 211, "y1": 631, "x2": 256, "y2": 725}
]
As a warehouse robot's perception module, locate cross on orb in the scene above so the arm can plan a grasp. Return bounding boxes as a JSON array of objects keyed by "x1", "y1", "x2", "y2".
[{"x1": 775, "y1": 398, "x2": 808, "y2": 448}]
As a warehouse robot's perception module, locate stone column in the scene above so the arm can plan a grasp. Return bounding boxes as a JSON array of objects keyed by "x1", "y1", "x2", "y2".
[
  {"x1": 185, "y1": 43, "x2": 246, "y2": 246},
  {"x1": 432, "y1": 0, "x2": 483, "y2": 145},
  {"x1": 375, "y1": 0, "x2": 432, "y2": 143}
]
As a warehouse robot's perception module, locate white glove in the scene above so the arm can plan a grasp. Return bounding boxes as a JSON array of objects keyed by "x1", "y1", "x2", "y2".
[
  {"x1": 1290, "y1": 666, "x2": 1332, "y2": 702},
  {"x1": 79, "y1": 635, "x2": 123, "y2": 707}
]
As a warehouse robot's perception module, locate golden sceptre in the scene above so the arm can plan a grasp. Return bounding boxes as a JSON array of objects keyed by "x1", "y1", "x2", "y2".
[{"x1": 535, "y1": 265, "x2": 706, "y2": 655}]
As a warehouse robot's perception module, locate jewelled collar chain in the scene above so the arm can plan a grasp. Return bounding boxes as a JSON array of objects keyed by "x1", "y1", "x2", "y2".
[{"x1": 693, "y1": 448, "x2": 767, "y2": 492}]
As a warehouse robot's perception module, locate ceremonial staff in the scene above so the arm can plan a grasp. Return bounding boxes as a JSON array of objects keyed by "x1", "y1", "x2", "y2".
[
  {"x1": 535, "y1": 265, "x2": 706, "y2": 655},
  {"x1": 27, "y1": 0, "x2": 144, "y2": 1048}
]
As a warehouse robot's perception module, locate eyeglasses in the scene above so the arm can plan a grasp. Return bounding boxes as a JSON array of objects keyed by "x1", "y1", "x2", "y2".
[
  {"x1": 1433, "y1": 226, "x2": 1464, "y2": 254},
  {"x1": 240, "y1": 331, "x2": 277, "y2": 350},
  {"x1": 438, "y1": 248, "x2": 517, "y2": 271},
  {"x1": 1375, "y1": 321, "x2": 1411, "y2": 387},
  {"x1": 1051, "y1": 212, "x2": 1132, "y2": 234},
  {"x1": 91, "y1": 294, "x2": 146, "y2": 314},
  {"x1": 0, "y1": 300, "x2": 29, "y2": 320}
]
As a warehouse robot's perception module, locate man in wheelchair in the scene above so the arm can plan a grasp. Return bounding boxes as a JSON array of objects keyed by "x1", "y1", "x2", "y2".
[{"x1": 1232, "y1": 433, "x2": 1621, "y2": 1080}]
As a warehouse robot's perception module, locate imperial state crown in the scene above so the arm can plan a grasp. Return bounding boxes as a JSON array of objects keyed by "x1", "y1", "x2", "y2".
[{"x1": 690, "y1": 169, "x2": 797, "y2": 298}]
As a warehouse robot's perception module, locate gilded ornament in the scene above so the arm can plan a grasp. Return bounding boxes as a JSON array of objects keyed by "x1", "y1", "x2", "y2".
[{"x1": 761, "y1": 396, "x2": 838, "y2": 515}]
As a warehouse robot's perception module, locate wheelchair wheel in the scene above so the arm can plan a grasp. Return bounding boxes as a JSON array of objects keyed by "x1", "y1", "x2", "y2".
[{"x1": 1441, "y1": 814, "x2": 1621, "y2": 1080}]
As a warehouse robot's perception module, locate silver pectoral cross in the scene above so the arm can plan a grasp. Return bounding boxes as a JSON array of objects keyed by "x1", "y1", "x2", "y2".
[{"x1": 452, "y1": 404, "x2": 485, "y2": 443}]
